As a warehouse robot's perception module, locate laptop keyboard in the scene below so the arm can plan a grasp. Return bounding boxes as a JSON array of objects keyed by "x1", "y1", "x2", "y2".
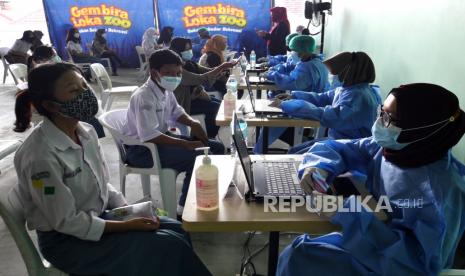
[{"x1": 264, "y1": 162, "x2": 303, "y2": 195}]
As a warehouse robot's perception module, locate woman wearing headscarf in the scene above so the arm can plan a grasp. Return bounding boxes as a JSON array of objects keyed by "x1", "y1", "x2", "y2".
[
  {"x1": 157, "y1": 26, "x2": 174, "y2": 48},
  {"x1": 256, "y1": 7, "x2": 291, "y2": 56},
  {"x1": 255, "y1": 51, "x2": 381, "y2": 153},
  {"x1": 169, "y1": 37, "x2": 235, "y2": 138},
  {"x1": 142, "y1": 28, "x2": 161, "y2": 59},
  {"x1": 199, "y1": 34, "x2": 228, "y2": 68},
  {"x1": 264, "y1": 35, "x2": 329, "y2": 92},
  {"x1": 92, "y1": 29, "x2": 125, "y2": 76},
  {"x1": 277, "y1": 83, "x2": 465, "y2": 276}
]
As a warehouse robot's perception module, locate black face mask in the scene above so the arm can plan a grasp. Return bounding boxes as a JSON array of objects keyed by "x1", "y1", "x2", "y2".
[{"x1": 56, "y1": 89, "x2": 99, "y2": 122}]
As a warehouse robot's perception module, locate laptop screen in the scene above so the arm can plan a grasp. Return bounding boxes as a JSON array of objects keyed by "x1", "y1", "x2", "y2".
[
  {"x1": 244, "y1": 73, "x2": 256, "y2": 113},
  {"x1": 232, "y1": 113, "x2": 254, "y2": 190}
]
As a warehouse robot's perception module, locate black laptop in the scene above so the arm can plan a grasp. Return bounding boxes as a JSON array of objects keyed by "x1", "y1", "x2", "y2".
[
  {"x1": 232, "y1": 113, "x2": 304, "y2": 201},
  {"x1": 244, "y1": 74, "x2": 286, "y2": 116}
]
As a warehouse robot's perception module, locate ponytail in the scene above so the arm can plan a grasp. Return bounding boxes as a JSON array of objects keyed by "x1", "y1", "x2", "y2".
[{"x1": 14, "y1": 89, "x2": 33, "y2": 132}]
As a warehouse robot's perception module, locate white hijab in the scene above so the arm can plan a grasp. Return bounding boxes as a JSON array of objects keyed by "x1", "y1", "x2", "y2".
[{"x1": 142, "y1": 27, "x2": 160, "y2": 57}]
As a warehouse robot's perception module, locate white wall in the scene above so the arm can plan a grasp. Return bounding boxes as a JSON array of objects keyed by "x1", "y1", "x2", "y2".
[{"x1": 322, "y1": 0, "x2": 465, "y2": 160}]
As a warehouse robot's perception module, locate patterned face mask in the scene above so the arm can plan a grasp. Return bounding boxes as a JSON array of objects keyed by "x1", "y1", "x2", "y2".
[{"x1": 57, "y1": 88, "x2": 99, "y2": 122}]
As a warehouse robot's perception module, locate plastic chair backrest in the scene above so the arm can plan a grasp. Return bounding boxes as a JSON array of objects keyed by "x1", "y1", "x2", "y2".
[
  {"x1": 90, "y1": 63, "x2": 112, "y2": 91},
  {"x1": 0, "y1": 189, "x2": 46, "y2": 275},
  {"x1": 98, "y1": 109, "x2": 162, "y2": 171},
  {"x1": 135, "y1": 46, "x2": 146, "y2": 65},
  {"x1": 9, "y1": 63, "x2": 28, "y2": 84}
]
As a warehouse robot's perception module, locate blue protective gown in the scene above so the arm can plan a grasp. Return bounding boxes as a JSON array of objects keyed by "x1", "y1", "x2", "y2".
[
  {"x1": 277, "y1": 138, "x2": 465, "y2": 276},
  {"x1": 266, "y1": 57, "x2": 330, "y2": 92},
  {"x1": 253, "y1": 84, "x2": 381, "y2": 153}
]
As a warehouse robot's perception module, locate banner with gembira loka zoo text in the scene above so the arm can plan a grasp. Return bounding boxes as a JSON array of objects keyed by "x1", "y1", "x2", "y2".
[
  {"x1": 43, "y1": 0, "x2": 156, "y2": 67},
  {"x1": 156, "y1": 0, "x2": 271, "y2": 58}
]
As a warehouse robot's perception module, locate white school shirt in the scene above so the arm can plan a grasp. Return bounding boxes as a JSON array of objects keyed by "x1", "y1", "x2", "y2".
[
  {"x1": 13, "y1": 118, "x2": 126, "y2": 241},
  {"x1": 123, "y1": 78, "x2": 185, "y2": 142},
  {"x1": 10, "y1": 39, "x2": 32, "y2": 54},
  {"x1": 66, "y1": 40, "x2": 84, "y2": 54}
]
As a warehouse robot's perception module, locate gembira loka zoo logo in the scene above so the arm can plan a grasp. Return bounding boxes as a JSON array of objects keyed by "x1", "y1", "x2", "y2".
[
  {"x1": 70, "y1": 4, "x2": 131, "y2": 29},
  {"x1": 182, "y1": 3, "x2": 246, "y2": 28}
]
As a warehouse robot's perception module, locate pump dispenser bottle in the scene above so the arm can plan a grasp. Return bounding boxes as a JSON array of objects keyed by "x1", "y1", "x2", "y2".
[{"x1": 195, "y1": 147, "x2": 219, "y2": 210}]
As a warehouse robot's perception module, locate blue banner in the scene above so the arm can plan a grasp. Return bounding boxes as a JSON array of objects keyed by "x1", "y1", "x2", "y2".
[
  {"x1": 156, "y1": 0, "x2": 271, "y2": 59},
  {"x1": 43, "y1": 0, "x2": 155, "y2": 67}
]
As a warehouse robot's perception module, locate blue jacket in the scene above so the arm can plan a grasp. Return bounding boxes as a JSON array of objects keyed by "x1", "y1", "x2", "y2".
[{"x1": 278, "y1": 138, "x2": 465, "y2": 276}]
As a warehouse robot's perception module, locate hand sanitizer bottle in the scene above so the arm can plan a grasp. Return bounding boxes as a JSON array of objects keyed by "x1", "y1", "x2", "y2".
[
  {"x1": 195, "y1": 147, "x2": 219, "y2": 210},
  {"x1": 224, "y1": 89, "x2": 236, "y2": 119}
]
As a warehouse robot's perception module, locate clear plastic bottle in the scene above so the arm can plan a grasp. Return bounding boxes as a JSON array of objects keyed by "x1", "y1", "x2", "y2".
[
  {"x1": 223, "y1": 89, "x2": 236, "y2": 119},
  {"x1": 240, "y1": 52, "x2": 248, "y2": 72},
  {"x1": 226, "y1": 72, "x2": 238, "y2": 97},
  {"x1": 250, "y1": 50, "x2": 256, "y2": 68},
  {"x1": 195, "y1": 147, "x2": 219, "y2": 210}
]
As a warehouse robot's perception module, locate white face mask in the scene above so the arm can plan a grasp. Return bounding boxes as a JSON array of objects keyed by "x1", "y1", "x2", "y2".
[
  {"x1": 102, "y1": 33, "x2": 106, "y2": 38},
  {"x1": 181, "y1": 49, "x2": 193, "y2": 61},
  {"x1": 74, "y1": 33, "x2": 80, "y2": 38},
  {"x1": 290, "y1": 51, "x2": 301, "y2": 63},
  {"x1": 51, "y1": 55, "x2": 62, "y2": 63},
  {"x1": 159, "y1": 76, "x2": 182, "y2": 91}
]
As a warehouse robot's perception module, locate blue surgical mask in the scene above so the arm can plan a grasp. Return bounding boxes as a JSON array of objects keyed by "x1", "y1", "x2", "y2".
[
  {"x1": 160, "y1": 76, "x2": 182, "y2": 91},
  {"x1": 372, "y1": 117, "x2": 409, "y2": 150},
  {"x1": 372, "y1": 115, "x2": 456, "y2": 150},
  {"x1": 181, "y1": 49, "x2": 193, "y2": 60},
  {"x1": 290, "y1": 51, "x2": 300, "y2": 63}
]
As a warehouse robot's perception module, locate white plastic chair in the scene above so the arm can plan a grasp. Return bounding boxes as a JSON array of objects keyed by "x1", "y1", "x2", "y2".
[
  {"x1": 1, "y1": 54, "x2": 11, "y2": 84},
  {"x1": 9, "y1": 63, "x2": 28, "y2": 85},
  {"x1": 135, "y1": 46, "x2": 148, "y2": 74},
  {"x1": 0, "y1": 140, "x2": 22, "y2": 174},
  {"x1": 0, "y1": 189, "x2": 68, "y2": 276},
  {"x1": 90, "y1": 63, "x2": 138, "y2": 111},
  {"x1": 99, "y1": 110, "x2": 179, "y2": 218},
  {"x1": 176, "y1": 114, "x2": 206, "y2": 137}
]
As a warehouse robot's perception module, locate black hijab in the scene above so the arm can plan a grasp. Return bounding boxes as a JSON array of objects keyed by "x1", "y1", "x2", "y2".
[
  {"x1": 383, "y1": 83, "x2": 465, "y2": 167},
  {"x1": 324, "y1": 52, "x2": 376, "y2": 87}
]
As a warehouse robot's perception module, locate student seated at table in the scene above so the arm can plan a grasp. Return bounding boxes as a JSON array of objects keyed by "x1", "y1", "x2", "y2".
[
  {"x1": 277, "y1": 83, "x2": 465, "y2": 276},
  {"x1": 12, "y1": 63, "x2": 212, "y2": 276},
  {"x1": 170, "y1": 37, "x2": 235, "y2": 138},
  {"x1": 122, "y1": 49, "x2": 225, "y2": 216},
  {"x1": 262, "y1": 35, "x2": 330, "y2": 93},
  {"x1": 254, "y1": 51, "x2": 374, "y2": 154}
]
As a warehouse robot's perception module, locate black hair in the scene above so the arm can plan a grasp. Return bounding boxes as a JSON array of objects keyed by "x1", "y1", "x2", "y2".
[
  {"x1": 301, "y1": 28, "x2": 310, "y2": 35},
  {"x1": 66, "y1": 28, "x2": 81, "y2": 43},
  {"x1": 14, "y1": 63, "x2": 82, "y2": 132},
  {"x1": 27, "y1": 45, "x2": 56, "y2": 72},
  {"x1": 149, "y1": 49, "x2": 183, "y2": 71},
  {"x1": 21, "y1": 31, "x2": 34, "y2": 42},
  {"x1": 157, "y1": 26, "x2": 174, "y2": 45},
  {"x1": 94, "y1": 29, "x2": 106, "y2": 44},
  {"x1": 169, "y1": 37, "x2": 192, "y2": 55}
]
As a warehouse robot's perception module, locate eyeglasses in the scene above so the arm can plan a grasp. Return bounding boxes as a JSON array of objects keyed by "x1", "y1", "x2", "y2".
[{"x1": 378, "y1": 105, "x2": 398, "y2": 127}]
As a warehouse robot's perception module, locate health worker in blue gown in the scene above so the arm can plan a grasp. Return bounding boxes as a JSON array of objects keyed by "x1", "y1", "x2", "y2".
[{"x1": 277, "y1": 83, "x2": 465, "y2": 276}]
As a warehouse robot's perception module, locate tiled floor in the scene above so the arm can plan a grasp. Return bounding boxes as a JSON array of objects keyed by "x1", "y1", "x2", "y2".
[{"x1": 0, "y1": 68, "x2": 296, "y2": 276}]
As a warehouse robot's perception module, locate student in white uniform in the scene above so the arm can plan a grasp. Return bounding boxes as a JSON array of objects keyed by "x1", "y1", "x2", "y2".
[
  {"x1": 12, "y1": 63, "x2": 212, "y2": 276},
  {"x1": 122, "y1": 49, "x2": 225, "y2": 216}
]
